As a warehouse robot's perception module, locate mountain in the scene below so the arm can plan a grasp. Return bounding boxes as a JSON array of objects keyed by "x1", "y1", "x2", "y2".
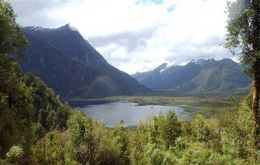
[
  {"x1": 132, "y1": 59, "x2": 251, "y2": 93},
  {"x1": 19, "y1": 24, "x2": 149, "y2": 98}
]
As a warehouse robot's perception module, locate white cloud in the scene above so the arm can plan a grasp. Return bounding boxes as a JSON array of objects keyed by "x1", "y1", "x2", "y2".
[
  {"x1": 50, "y1": 0, "x2": 166, "y2": 36},
  {"x1": 11, "y1": 0, "x2": 233, "y2": 74}
]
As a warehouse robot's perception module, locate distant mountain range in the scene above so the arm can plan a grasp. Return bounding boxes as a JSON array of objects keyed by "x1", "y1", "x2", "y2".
[
  {"x1": 18, "y1": 24, "x2": 251, "y2": 98},
  {"x1": 19, "y1": 24, "x2": 149, "y2": 98},
  {"x1": 132, "y1": 59, "x2": 251, "y2": 93}
]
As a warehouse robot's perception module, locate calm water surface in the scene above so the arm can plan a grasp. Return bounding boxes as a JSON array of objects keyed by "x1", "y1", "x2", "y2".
[{"x1": 73, "y1": 101, "x2": 194, "y2": 127}]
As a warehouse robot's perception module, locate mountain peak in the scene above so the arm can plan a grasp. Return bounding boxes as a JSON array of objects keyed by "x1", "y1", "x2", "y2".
[
  {"x1": 220, "y1": 58, "x2": 235, "y2": 63},
  {"x1": 57, "y1": 24, "x2": 78, "y2": 32},
  {"x1": 20, "y1": 25, "x2": 149, "y2": 98},
  {"x1": 24, "y1": 26, "x2": 49, "y2": 32},
  {"x1": 133, "y1": 58, "x2": 250, "y2": 92},
  {"x1": 24, "y1": 24, "x2": 79, "y2": 33},
  {"x1": 189, "y1": 59, "x2": 215, "y2": 66},
  {"x1": 154, "y1": 63, "x2": 168, "y2": 72}
]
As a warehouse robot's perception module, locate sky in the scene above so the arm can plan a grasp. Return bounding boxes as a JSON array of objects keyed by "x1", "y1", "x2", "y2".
[{"x1": 10, "y1": 0, "x2": 237, "y2": 74}]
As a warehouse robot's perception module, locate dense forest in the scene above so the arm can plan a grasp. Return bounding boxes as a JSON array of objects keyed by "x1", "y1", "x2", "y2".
[{"x1": 0, "y1": 0, "x2": 259, "y2": 165}]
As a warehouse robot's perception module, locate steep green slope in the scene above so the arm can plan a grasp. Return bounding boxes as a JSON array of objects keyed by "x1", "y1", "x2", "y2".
[
  {"x1": 175, "y1": 59, "x2": 251, "y2": 93},
  {"x1": 0, "y1": 70, "x2": 72, "y2": 159},
  {"x1": 0, "y1": 2, "x2": 72, "y2": 160},
  {"x1": 24, "y1": 74, "x2": 72, "y2": 133}
]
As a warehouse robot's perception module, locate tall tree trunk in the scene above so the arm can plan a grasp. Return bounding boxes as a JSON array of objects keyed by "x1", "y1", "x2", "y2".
[
  {"x1": 251, "y1": 0, "x2": 260, "y2": 149},
  {"x1": 252, "y1": 59, "x2": 260, "y2": 149}
]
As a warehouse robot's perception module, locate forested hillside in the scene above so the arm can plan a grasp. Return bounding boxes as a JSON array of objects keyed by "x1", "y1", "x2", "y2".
[
  {"x1": 0, "y1": 1, "x2": 72, "y2": 163},
  {"x1": 133, "y1": 59, "x2": 251, "y2": 93}
]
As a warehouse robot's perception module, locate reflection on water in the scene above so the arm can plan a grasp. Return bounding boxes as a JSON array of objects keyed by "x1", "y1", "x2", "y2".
[{"x1": 77, "y1": 101, "x2": 194, "y2": 127}]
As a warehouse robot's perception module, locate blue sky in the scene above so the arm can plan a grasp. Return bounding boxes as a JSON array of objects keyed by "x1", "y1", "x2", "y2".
[{"x1": 11, "y1": 0, "x2": 235, "y2": 74}]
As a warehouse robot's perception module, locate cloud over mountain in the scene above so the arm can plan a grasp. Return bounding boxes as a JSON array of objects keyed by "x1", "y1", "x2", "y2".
[{"x1": 11, "y1": 0, "x2": 235, "y2": 74}]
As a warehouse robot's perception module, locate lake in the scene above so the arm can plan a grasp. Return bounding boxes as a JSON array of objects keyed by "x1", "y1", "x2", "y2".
[{"x1": 70, "y1": 100, "x2": 194, "y2": 127}]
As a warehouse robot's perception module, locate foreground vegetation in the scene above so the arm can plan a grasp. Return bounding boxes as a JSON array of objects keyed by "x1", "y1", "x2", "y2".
[{"x1": 2, "y1": 94, "x2": 259, "y2": 164}]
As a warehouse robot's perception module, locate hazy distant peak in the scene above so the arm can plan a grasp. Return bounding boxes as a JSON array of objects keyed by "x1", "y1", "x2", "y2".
[
  {"x1": 219, "y1": 58, "x2": 235, "y2": 63},
  {"x1": 58, "y1": 23, "x2": 78, "y2": 32},
  {"x1": 133, "y1": 58, "x2": 250, "y2": 92},
  {"x1": 154, "y1": 63, "x2": 168, "y2": 72},
  {"x1": 189, "y1": 58, "x2": 215, "y2": 66},
  {"x1": 23, "y1": 26, "x2": 49, "y2": 31},
  {"x1": 23, "y1": 24, "x2": 79, "y2": 33}
]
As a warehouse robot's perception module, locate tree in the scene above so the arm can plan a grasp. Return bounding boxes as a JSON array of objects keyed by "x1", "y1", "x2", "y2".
[
  {"x1": 66, "y1": 112, "x2": 97, "y2": 165},
  {"x1": 66, "y1": 112, "x2": 122, "y2": 165},
  {"x1": 113, "y1": 124, "x2": 131, "y2": 165},
  {"x1": 33, "y1": 130, "x2": 67, "y2": 165},
  {"x1": 6, "y1": 145, "x2": 24, "y2": 164},
  {"x1": 0, "y1": 0, "x2": 33, "y2": 158},
  {"x1": 225, "y1": 0, "x2": 260, "y2": 148},
  {"x1": 0, "y1": 0, "x2": 27, "y2": 57},
  {"x1": 191, "y1": 115, "x2": 210, "y2": 143},
  {"x1": 156, "y1": 111, "x2": 182, "y2": 149}
]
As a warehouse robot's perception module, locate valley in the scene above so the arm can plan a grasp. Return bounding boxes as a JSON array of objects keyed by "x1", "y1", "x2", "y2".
[
  {"x1": 1, "y1": 0, "x2": 259, "y2": 164},
  {"x1": 19, "y1": 24, "x2": 248, "y2": 131},
  {"x1": 18, "y1": 25, "x2": 251, "y2": 99},
  {"x1": 69, "y1": 94, "x2": 242, "y2": 127}
]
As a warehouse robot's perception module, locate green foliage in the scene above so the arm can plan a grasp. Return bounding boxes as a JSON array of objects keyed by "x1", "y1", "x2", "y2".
[
  {"x1": 0, "y1": 2, "x2": 73, "y2": 161},
  {"x1": 66, "y1": 112, "x2": 98, "y2": 164},
  {"x1": 191, "y1": 115, "x2": 210, "y2": 143},
  {"x1": 226, "y1": 0, "x2": 260, "y2": 151},
  {"x1": 0, "y1": 69, "x2": 73, "y2": 159},
  {"x1": 144, "y1": 144, "x2": 177, "y2": 165},
  {"x1": 129, "y1": 97, "x2": 258, "y2": 164},
  {"x1": 138, "y1": 111, "x2": 182, "y2": 147},
  {"x1": 66, "y1": 112, "x2": 123, "y2": 165},
  {"x1": 236, "y1": 94, "x2": 255, "y2": 162},
  {"x1": 24, "y1": 74, "x2": 72, "y2": 137},
  {"x1": 226, "y1": 0, "x2": 260, "y2": 74},
  {"x1": 0, "y1": 0, "x2": 27, "y2": 58},
  {"x1": 156, "y1": 112, "x2": 182, "y2": 148},
  {"x1": 0, "y1": 0, "x2": 33, "y2": 158},
  {"x1": 113, "y1": 125, "x2": 131, "y2": 165},
  {"x1": 33, "y1": 130, "x2": 67, "y2": 165},
  {"x1": 6, "y1": 145, "x2": 24, "y2": 163}
]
